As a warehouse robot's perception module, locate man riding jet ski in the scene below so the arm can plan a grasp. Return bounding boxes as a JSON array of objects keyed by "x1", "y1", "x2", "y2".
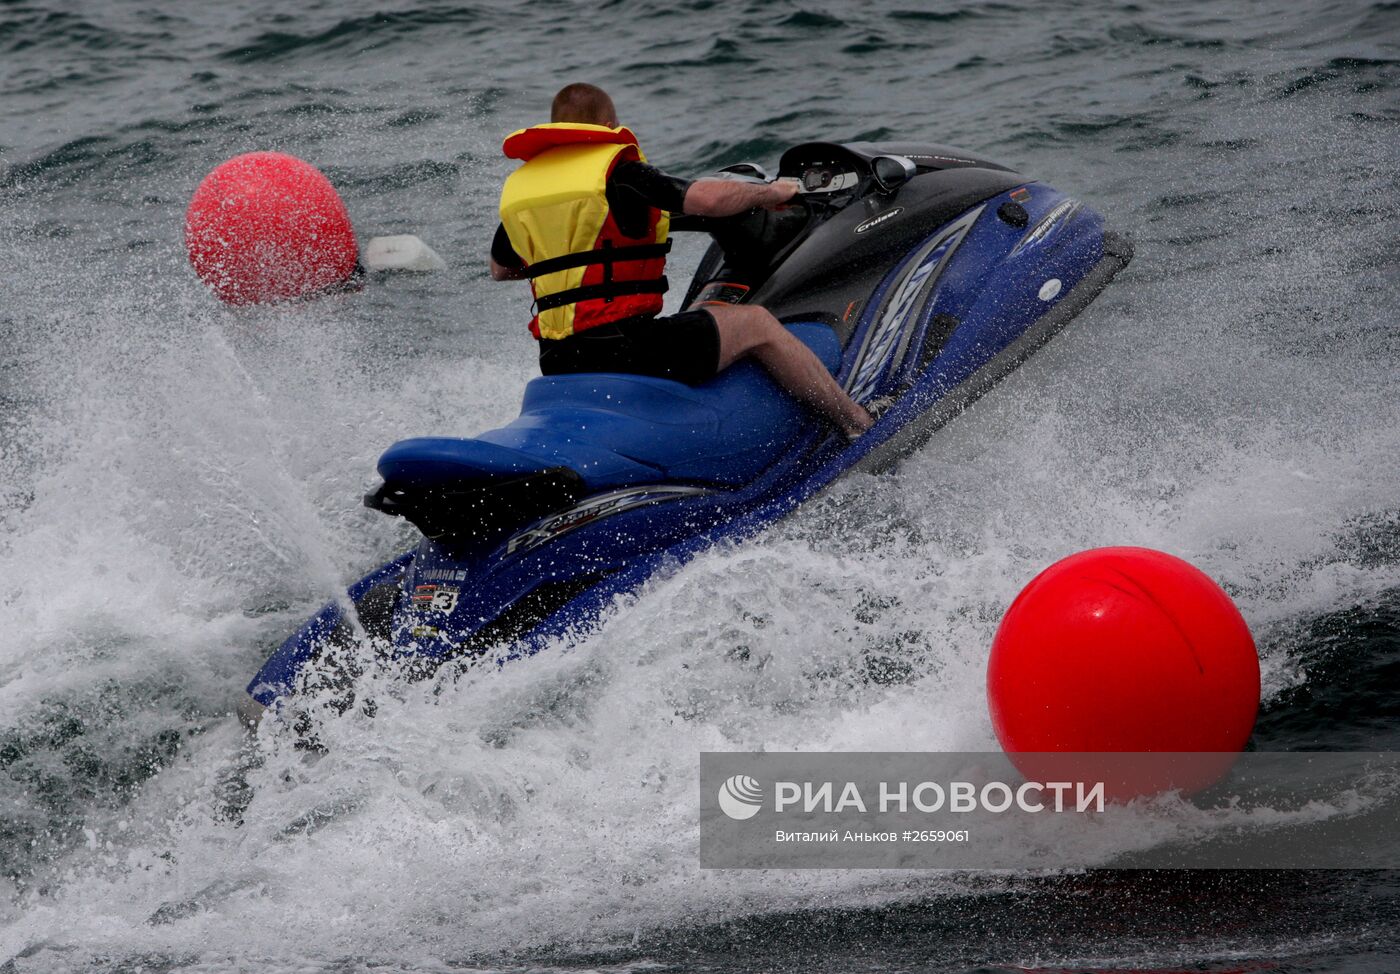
[
  {"x1": 489, "y1": 83, "x2": 875, "y2": 439},
  {"x1": 243, "y1": 90, "x2": 1133, "y2": 723}
]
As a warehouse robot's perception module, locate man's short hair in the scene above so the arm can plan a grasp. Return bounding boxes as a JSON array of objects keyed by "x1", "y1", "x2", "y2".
[{"x1": 551, "y1": 83, "x2": 618, "y2": 126}]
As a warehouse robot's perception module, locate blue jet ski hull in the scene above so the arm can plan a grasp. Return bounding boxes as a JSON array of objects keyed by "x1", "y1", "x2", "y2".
[{"x1": 248, "y1": 143, "x2": 1132, "y2": 710}]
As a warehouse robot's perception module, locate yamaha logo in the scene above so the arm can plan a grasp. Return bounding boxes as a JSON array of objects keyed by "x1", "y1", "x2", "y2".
[
  {"x1": 717, "y1": 774, "x2": 763, "y2": 820},
  {"x1": 854, "y1": 207, "x2": 903, "y2": 234}
]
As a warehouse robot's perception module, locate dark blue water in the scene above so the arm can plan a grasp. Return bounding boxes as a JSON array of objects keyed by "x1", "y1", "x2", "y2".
[{"x1": 2, "y1": 2, "x2": 1399, "y2": 971}]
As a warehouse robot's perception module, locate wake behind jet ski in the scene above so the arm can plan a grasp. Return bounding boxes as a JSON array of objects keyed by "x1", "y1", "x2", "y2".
[{"x1": 243, "y1": 138, "x2": 1132, "y2": 721}]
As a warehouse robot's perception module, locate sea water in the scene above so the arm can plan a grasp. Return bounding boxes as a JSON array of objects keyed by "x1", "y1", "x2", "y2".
[{"x1": 2, "y1": 2, "x2": 1399, "y2": 971}]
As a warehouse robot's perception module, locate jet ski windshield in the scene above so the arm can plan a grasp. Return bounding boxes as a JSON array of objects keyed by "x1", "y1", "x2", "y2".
[{"x1": 779, "y1": 140, "x2": 1017, "y2": 182}]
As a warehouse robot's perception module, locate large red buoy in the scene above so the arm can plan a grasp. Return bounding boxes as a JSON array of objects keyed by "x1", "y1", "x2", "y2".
[
  {"x1": 987, "y1": 547, "x2": 1260, "y2": 798},
  {"x1": 185, "y1": 151, "x2": 358, "y2": 305}
]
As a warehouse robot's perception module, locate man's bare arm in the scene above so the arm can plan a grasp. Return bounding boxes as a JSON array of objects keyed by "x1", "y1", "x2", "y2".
[
  {"x1": 489, "y1": 257, "x2": 527, "y2": 281},
  {"x1": 682, "y1": 178, "x2": 800, "y2": 218},
  {"x1": 489, "y1": 177, "x2": 797, "y2": 274}
]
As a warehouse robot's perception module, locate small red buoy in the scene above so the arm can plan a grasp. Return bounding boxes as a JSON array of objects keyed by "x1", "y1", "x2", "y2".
[
  {"x1": 185, "y1": 151, "x2": 358, "y2": 305},
  {"x1": 987, "y1": 547, "x2": 1260, "y2": 798}
]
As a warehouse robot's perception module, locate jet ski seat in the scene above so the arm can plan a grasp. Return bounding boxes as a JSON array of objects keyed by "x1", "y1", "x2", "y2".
[{"x1": 377, "y1": 321, "x2": 841, "y2": 493}]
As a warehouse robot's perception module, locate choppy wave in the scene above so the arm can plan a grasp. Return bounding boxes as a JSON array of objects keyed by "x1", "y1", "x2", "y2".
[{"x1": 219, "y1": 7, "x2": 490, "y2": 64}]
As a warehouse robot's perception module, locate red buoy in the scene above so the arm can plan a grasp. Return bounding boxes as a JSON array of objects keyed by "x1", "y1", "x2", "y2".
[
  {"x1": 987, "y1": 547, "x2": 1260, "y2": 798},
  {"x1": 185, "y1": 151, "x2": 358, "y2": 305}
]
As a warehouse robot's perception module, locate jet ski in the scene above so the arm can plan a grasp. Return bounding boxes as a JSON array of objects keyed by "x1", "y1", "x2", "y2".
[{"x1": 244, "y1": 139, "x2": 1132, "y2": 720}]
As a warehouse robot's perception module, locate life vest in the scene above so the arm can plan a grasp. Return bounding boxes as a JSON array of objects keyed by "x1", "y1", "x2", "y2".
[{"x1": 499, "y1": 123, "x2": 671, "y2": 340}]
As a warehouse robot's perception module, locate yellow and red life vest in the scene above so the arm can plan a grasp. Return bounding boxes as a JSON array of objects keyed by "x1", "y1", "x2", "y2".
[{"x1": 499, "y1": 123, "x2": 671, "y2": 340}]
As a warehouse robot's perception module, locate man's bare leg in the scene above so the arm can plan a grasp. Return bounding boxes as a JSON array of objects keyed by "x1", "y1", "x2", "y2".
[{"x1": 706, "y1": 304, "x2": 874, "y2": 438}]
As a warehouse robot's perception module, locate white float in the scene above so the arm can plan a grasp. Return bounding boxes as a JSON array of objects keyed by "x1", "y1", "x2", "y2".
[{"x1": 362, "y1": 234, "x2": 447, "y2": 273}]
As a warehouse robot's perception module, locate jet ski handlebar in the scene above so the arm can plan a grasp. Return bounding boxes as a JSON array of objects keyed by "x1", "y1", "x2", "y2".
[{"x1": 671, "y1": 146, "x2": 917, "y2": 236}]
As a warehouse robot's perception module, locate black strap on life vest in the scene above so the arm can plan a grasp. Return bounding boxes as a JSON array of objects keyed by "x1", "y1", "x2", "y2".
[
  {"x1": 534, "y1": 277, "x2": 669, "y2": 313},
  {"x1": 524, "y1": 240, "x2": 671, "y2": 280},
  {"x1": 528, "y1": 238, "x2": 671, "y2": 312}
]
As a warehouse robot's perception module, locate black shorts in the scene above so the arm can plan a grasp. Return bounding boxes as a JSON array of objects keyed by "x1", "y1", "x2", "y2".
[{"x1": 537, "y1": 309, "x2": 721, "y2": 386}]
